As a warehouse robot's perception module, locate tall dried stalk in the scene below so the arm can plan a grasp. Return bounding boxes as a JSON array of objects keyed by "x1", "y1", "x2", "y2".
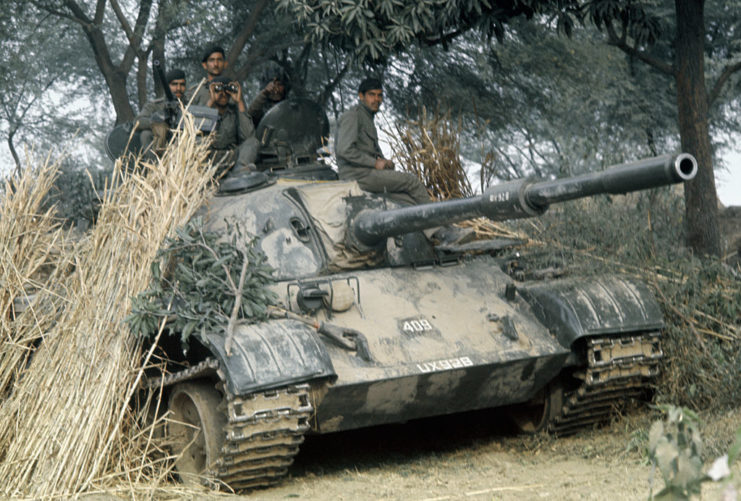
[
  {"x1": 383, "y1": 108, "x2": 523, "y2": 241},
  {"x1": 384, "y1": 107, "x2": 475, "y2": 201},
  {"x1": 0, "y1": 154, "x2": 66, "y2": 401},
  {"x1": 0, "y1": 112, "x2": 217, "y2": 498}
]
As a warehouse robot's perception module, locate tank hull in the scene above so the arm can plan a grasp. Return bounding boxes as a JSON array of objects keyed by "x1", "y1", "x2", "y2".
[
  {"x1": 283, "y1": 261, "x2": 570, "y2": 432},
  {"x1": 159, "y1": 171, "x2": 675, "y2": 490}
]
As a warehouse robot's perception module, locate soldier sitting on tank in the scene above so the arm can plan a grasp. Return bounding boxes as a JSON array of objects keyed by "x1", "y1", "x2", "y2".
[
  {"x1": 247, "y1": 69, "x2": 289, "y2": 128},
  {"x1": 135, "y1": 68, "x2": 187, "y2": 153},
  {"x1": 336, "y1": 78, "x2": 474, "y2": 245},
  {"x1": 205, "y1": 75, "x2": 258, "y2": 177},
  {"x1": 335, "y1": 78, "x2": 430, "y2": 207}
]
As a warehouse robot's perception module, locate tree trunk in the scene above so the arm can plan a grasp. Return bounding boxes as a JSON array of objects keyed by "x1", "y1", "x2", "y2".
[
  {"x1": 81, "y1": 25, "x2": 136, "y2": 124},
  {"x1": 107, "y1": 70, "x2": 136, "y2": 124},
  {"x1": 137, "y1": 55, "x2": 149, "y2": 109},
  {"x1": 151, "y1": 1, "x2": 168, "y2": 99},
  {"x1": 674, "y1": 0, "x2": 721, "y2": 257},
  {"x1": 7, "y1": 132, "x2": 21, "y2": 177}
]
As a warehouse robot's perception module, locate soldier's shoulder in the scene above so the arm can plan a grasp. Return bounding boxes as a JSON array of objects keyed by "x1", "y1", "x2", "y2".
[
  {"x1": 140, "y1": 97, "x2": 167, "y2": 107},
  {"x1": 340, "y1": 103, "x2": 361, "y2": 119}
]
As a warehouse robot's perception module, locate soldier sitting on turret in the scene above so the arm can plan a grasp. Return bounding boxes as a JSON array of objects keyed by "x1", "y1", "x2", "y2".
[
  {"x1": 336, "y1": 78, "x2": 475, "y2": 245},
  {"x1": 335, "y1": 78, "x2": 430, "y2": 207},
  {"x1": 135, "y1": 68, "x2": 187, "y2": 153},
  {"x1": 248, "y1": 69, "x2": 289, "y2": 128},
  {"x1": 205, "y1": 75, "x2": 258, "y2": 176}
]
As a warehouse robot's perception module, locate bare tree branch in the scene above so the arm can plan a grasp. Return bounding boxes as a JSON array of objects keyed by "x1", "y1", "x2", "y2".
[
  {"x1": 318, "y1": 60, "x2": 349, "y2": 108},
  {"x1": 109, "y1": 0, "x2": 136, "y2": 44},
  {"x1": 93, "y1": 0, "x2": 106, "y2": 24},
  {"x1": 708, "y1": 60, "x2": 741, "y2": 106},
  {"x1": 227, "y1": 0, "x2": 271, "y2": 68},
  {"x1": 605, "y1": 21, "x2": 674, "y2": 76}
]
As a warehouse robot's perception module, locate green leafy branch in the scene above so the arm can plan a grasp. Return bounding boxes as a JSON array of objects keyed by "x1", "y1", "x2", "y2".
[
  {"x1": 648, "y1": 405, "x2": 741, "y2": 500},
  {"x1": 126, "y1": 217, "x2": 278, "y2": 352}
]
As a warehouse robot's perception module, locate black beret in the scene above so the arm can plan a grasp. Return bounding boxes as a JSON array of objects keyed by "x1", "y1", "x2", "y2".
[
  {"x1": 359, "y1": 77, "x2": 383, "y2": 94},
  {"x1": 201, "y1": 45, "x2": 225, "y2": 62},
  {"x1": 165, "y1": 68, "x2": 186, "y2": 83}
]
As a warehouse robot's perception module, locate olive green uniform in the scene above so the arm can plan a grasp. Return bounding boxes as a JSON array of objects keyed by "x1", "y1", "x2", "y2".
[
  {"x1": 247, "y1": 91, "x2": 279, "y2": 128},
  {"x1": 210, "y1": 103, "x2": 258, "y2": 175},
  {"x1": 335, "y1": 102, "x2": 429, "y2": 206},
  {"x1": 135, "y1": 98, "x2": 174, "y2": 151},
  {"x1": 187, "y1": 79, "x2": 211, "y2": 107},
  {"x1": 135, "y1": 98, "x2": 169, "y2": 129}
]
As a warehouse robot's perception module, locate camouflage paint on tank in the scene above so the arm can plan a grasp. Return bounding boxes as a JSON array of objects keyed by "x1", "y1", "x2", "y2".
[{"x1": 198, "y1": 168, "x2": 691, "y2": 433}]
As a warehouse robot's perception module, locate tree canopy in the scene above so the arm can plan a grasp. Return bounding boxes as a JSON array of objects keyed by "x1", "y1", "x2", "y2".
[
  {"x1": 2, "y1": 0, "x2": 740, "y2": 257},
  {"x1": 279, "y1": 0, "x2": 741, "y2": 256}
]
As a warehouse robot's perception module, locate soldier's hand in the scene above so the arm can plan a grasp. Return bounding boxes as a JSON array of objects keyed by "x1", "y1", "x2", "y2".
[
  {"x1": 263, "y1": 79, "x2": 277, "y2": 95},
  {"x1": 374, "y1": 158, "x2": 386, "y2": 170},
  {"x1": 228, "y1": 81, "x2": 242, "y2": 102},
  {"x1": 151, "y1": 122, "x2": 170, "y2": 136},
  {"x1": 207, "y1": 82, "x2": 219, "y2": 107}
]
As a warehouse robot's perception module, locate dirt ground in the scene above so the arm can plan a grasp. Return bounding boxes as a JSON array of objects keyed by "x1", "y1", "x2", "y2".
[{"x1": 162, "y1": 407, "x2": 741, "y2": 501}]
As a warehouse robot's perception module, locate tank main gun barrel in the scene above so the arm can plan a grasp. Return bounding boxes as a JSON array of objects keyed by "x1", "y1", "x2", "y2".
[{"x1": 349, "y1": 153, "x2": 697, "y2": 248}]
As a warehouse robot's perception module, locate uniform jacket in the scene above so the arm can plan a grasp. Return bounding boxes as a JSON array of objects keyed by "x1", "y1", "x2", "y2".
[
  {"x1": 335, "y1": 102, "x2": 383, "y2": 170},
  {"x1": 135, "y1": 98, "x2": 171, "y2": 130},
  {"x1": 211, "y1": 103, "x2": 255, "y2": 151}
]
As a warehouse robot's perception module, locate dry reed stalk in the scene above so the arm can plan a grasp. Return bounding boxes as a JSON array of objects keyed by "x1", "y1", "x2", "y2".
[
  {"x1": 0, "y1": 154, "x2": 67, "y2": 401},
  {"x1": 383, "y1": 108, "x2": 476, "y2": 200},
  {"x1": 0, "y1": 112, "x2": 217, "y2": 498},
  {"x1": 383, "y1": 110, "x2": 526, "y2": 242},
  {"x1": 459, "y1": 217, "x2": 528, "y2": 241}
]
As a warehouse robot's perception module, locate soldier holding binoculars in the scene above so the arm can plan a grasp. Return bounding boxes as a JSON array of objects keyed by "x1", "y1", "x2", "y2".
[
  {"x1": 178, "y1": 45, "x2": 257, "y2": 174},
  {"x1": 205, "y1": 75, "x2": 258, "y2": 175}
]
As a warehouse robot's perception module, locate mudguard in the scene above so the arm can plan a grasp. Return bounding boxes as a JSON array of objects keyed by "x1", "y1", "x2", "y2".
[
  {"x1": 517, "y1": 275, "x2": 664, "y2": 348},
  {"x1": 202, "y1": 319, "x2": 336, "y2": 395}
]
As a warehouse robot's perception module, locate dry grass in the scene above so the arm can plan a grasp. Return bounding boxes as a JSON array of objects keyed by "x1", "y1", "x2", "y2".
[
  {"x1": 512, "y1": 198, "x2": 741, "y2": 410},
  {"x1": 383, "y1": 108, "x2": 480, "y2": 201},
  {"x1": 0, "y1": 112, "x2": 217, "y2": 498},
  {"x1": 0, "y1": 153, "x2": 67, "y2": 403},
  {"x1": 384, "y1": 109, "x2": 523, "y2": 242}
]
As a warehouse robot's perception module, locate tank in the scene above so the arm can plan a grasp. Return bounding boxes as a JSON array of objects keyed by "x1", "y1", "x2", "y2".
[{"x1": 133, "y1": 102, "x2": 698, "y2": 490}]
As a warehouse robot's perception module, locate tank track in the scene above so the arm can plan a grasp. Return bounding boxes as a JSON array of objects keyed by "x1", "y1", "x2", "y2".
[
  {"x1": 549, "y1": 330, "x2": 662, "y2": 435},
  {"x1": 213, "y1": 383, "x2": 314, "y2": 490},
  {"x1": 157, "y1": 358, "x2": 316, "y2": 491}
]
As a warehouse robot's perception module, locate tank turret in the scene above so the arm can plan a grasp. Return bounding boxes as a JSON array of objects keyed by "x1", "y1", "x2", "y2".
[{"x1": 347, "y1": 153, "x2": 697, "y2": 249}]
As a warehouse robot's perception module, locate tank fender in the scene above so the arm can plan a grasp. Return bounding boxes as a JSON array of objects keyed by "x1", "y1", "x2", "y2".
[
  {"x1": 516, "y1": 276, "x2": 664, "y2": 348},
  {"x1": 201, "y1": 319, "x2": 336, "y2": 395}
]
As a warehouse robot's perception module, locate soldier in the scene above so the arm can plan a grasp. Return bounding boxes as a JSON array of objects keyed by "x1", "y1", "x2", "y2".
[
  {"x1": 247, "y1": 70, "x2": 289, "y2": 127},
  {"x1": 205, "y1": 75, "x2": 258, "y2": 176},
  {"x1": 189, "y1": 45, "x2": 228, "y2": 107},
  {"x1": 335, "y1": 78, "x2": 429, "y2": 206},
  {"x1": 335, "y1": 78, "x2": 474, "y2": 244},
  {"x1": 135, "y1": 68, "x2": 187, "y2": 152}
]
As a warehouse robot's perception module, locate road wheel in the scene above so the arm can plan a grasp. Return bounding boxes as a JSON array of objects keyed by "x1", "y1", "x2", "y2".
[
  {"x1": 167, "y1": 381, "x2": 226, "y2": 485},
  {"x1": 508, "y1": 380, "x2": 563, "y2": 433}
]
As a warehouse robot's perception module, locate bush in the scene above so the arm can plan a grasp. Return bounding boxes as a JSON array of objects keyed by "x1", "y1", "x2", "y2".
[{"x1": 511, "y1": 189, "x2": 741, "y2": 410}]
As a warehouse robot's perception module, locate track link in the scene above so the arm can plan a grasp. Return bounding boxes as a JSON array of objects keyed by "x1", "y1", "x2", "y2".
[
  {"x1": 550, "y1": 331, "x2": 662, "y2": 435},
  {"x1": 213, "y1": 383, "x2": 314, "y2": 490},
  {"x1": 162, "y1": 359, "x2": 318, "y2": 491}
]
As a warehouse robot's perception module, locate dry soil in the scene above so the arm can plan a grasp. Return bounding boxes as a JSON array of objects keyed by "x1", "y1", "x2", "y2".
[{"x1": 183, "y1": 407, "x2": 741, "y2": 501}]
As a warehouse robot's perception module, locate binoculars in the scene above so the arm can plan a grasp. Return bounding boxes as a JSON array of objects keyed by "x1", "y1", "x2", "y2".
[{"x1": 213, "y1": 82, "x2": 238, "y2": 94}]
